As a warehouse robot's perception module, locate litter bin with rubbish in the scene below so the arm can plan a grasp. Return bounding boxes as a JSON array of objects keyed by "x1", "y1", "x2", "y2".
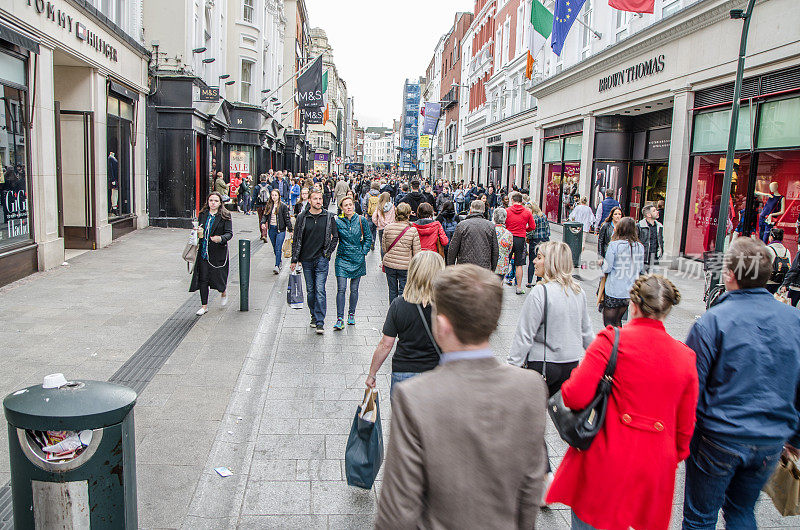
[
  {"x1": 3, "y1": 374, "x2": 138, "y2": 529},
  {"x1": 562, "y1": 221, "x2": 584, "y2": 268}
]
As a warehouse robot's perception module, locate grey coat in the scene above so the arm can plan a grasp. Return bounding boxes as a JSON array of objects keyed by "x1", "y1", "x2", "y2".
[
  {"x1": 446, "y1": 213, "x2": 499, "y2": 270},
  {"x1": 375, "y1": 357, "x2": 548, "y2": 530}
]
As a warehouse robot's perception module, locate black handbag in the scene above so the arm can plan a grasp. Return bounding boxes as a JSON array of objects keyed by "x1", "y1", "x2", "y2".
[{"x1": 547, "y1": 326, "x2": 620, "y2": 451}]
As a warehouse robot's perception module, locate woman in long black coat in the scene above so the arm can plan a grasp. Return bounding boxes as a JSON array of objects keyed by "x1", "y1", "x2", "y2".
[{"x1": 190, "y1": 192, "x2": 234, "y2": 315}]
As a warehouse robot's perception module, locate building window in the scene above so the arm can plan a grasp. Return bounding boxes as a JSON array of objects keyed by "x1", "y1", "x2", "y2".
[
  {"x1": 615, "y1": 10, "x2": 630, "y2": 42},
  {"x1": 661, "y1": 0, "x2": 681, "y2": 17},
  {"x1": 241, "y1": 60, "x2": 253, "y2": 103},
  {"x1": 243, "y1": 0, "x2": 254, "y2": 23},
  {"x1": 107, "y1": 92, "x2": 135, "y2": 220},
  {"x1": 581, "y1": 0, "x2": 593, "y2": 60},
  {"x1": 0, "y1": 54, "x2": 31, "y2": 249},
  {"x1": 542, "y1": 135, "x2": 582, "y2": 223}
]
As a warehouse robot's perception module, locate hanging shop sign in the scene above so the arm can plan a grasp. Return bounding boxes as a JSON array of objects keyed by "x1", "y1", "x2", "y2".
[
  {"x1": 199, "y1": 87, "x2": 220, "y2": 101},
  {"x1": 598, "y1": 55, "x2": 665, "y2": 93},
  {"x1": 26, "y1": 0, "x2": 119, "y2": 62}
]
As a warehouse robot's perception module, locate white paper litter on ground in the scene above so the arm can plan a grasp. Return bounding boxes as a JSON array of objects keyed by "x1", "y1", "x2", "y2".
[{"x1": 214, "y1": 467, "x2": 233, "y2": 477}]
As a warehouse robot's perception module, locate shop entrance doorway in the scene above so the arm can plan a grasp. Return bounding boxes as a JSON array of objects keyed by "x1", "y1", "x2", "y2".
[
  {"x1": 629, "y1": 162, "x2": 668, "y2": 220},
  {"x1": 55, "y1": 107, "x2": 96, "y2": 249}
]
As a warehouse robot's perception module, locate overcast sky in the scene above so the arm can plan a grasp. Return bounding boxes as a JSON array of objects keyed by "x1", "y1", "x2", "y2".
[{"x1": 304, "y1": 0, "x2": 474, "y2": 128}]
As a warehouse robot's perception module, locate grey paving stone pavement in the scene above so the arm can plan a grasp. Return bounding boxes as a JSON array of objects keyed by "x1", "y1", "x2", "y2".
[{"x1": 0, "y1": 212, "x2": 797, "y2": 529}]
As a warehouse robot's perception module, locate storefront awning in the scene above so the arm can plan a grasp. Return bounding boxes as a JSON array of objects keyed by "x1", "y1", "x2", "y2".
[{"x1": 0, "y1": 23, "x2": 39, "y2": 54}]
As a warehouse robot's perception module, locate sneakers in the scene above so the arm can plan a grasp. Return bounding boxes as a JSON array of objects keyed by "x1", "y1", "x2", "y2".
[
  {"x1": 195, "y1": 307, "x2": 208, "y2": 316},
  {"x1": 315, "y1": 323, "x2": 325, "y2": 334},
  {"x1": 273, "y1": 266, "x2": 280, "y2": 275},
  {"x1": 310, "y1": 319, "x2": 317, "y2": 328},
  {"x1": 347, "y1": 314, "x2": 356, "y2": 325},
  {"x1": 220, "y1": 294, "x2": 228, "y2": 306},
  {"x1": 333, "y1": 318, "x2": 344, "y2": 331}
]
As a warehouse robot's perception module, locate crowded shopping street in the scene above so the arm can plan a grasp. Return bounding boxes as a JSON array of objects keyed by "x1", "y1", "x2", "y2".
[{"x1": 2, "y1": 0, "x2": 800, "y2": 529}]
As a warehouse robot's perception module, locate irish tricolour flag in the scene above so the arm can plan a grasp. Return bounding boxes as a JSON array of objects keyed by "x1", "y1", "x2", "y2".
[{"x1": 526, "y1": 0, "x2": 554, "y2": 79}]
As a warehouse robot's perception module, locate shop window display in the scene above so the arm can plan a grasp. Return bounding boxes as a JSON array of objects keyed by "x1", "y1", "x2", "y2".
[
  {"x1": 107, "y1": 93, "x2": 133, "y2": 219},
  {"x1": 685, "y1": 154, "x2": 751, "y2": 258},
  {"x1": 754, "y1": 151, "x2": 799, "y2": 251},
  {"x1": 0, "y1": 84, "x2": 31, "y2": 249}
]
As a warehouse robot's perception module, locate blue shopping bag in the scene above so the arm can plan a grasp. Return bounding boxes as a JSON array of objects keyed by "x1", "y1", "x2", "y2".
[
  {"x1": 287, "y1": 270, "x2": 304, "y2": 309},
  {"x1": 345, "y1": 388, "x2": 383, "y2": 489}
]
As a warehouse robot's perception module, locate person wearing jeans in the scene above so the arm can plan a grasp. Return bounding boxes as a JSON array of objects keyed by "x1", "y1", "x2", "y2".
[
  {"x1": 260, "y1": 188, "x2": 292, "y2": 274},
  {"x1": 333, "y1": 196, "x2": 371, "y2": 330},
  {"x1": 684, "y1": 238, "x2": 800, "y2": 529},
  {"x1": 366, "y1": 251, "x2": 445, "y2": 399},
  {"x1": 290, "y1": 189, "x2": 338, "y2": 334},
  {"x1": 380, "y1": 203, "x2": 421, "y2": 304}
]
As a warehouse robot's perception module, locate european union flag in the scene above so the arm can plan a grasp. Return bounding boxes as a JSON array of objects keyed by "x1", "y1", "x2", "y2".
[{"x1": 551, "y1": 0, "x2": 586, "y2": 56}]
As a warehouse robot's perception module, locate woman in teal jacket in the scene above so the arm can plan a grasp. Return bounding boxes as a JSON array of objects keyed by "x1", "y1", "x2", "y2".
[{"x1": 334, "y1": 196, "x2": 372, "y2": 330}]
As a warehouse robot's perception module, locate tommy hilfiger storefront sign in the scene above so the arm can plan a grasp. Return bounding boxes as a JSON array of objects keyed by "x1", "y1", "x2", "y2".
[
  {"x1": 598, "y1": 55, "x2": 665, "y2": 93},
  {"x1": 26, "y1": 0, "x2": 119, "y2": 62}
]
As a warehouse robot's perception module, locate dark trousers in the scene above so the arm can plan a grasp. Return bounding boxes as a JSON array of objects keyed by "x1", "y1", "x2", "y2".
[
  {"x1": 267, "y1": 226, "x2": 286, "y2": 268},
  {"x1": 197, "y1": 259, "x2": 211, "y2": 305},
  {"x1": 683, "y1": 433, "x2": 783, "y2": 529},
  {"x1": 256, "y1": 206, "x2": 266, "y2": 238},
  {"x1": 368, "y1": 219, "x2": 377, "y2": 249},
  {"x1": 336, "y1": 276, "x2": 361, "y2": 319},
  {"x1": 385, "y1": 267, "x2": 407, "y2": 303},
  {"x1": 301, "y1": 256, "x2": 329, "y2": 325},
  {"x1": 789, "y1": 289, "x2": 800, "y2": 307},
  {"x1": 525, "y1": 360, "x2": 579, "y2": 472}
]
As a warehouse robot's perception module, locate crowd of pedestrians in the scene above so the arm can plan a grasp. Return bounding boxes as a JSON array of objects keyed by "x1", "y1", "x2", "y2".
[{"x1": 186, "y1": 169, "x2": 800, "y2": 529}]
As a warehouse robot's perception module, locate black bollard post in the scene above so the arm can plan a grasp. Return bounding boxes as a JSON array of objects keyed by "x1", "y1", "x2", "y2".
[{"x1": 239, "y1": 239, "x2": 250, "y2": 311}]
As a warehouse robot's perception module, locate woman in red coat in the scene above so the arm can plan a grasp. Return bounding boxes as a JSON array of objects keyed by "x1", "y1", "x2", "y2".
[{"x1": 547, "y1": 274, "x2": 698, "y2": 530}]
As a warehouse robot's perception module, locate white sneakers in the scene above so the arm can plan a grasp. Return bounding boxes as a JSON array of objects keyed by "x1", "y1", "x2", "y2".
[
  {"x1": 196, "y1": 307, "x2": 208, "y2": 316},
  {"x1": 221, "y1": 294, "x2": 228, "y2": 307},
  {"x1": 273, "y1": 266, "x2": 280, "y2": 274}
]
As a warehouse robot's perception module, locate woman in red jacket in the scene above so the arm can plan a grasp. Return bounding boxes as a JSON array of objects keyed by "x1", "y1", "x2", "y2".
[
  {"x1": 412, "y1": 202, "x2": 448, "y2": 255},
  {"x1": 547, "y1": 274, "x2": 698, "y2": 530}
]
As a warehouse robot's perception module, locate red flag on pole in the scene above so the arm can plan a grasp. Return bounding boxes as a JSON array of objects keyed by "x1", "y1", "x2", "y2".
[{"x1": 609, "y1": 0, "x2": 654, "y2": 14}]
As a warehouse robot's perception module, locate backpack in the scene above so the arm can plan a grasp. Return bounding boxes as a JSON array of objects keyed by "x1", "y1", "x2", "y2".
[
  {"x1": 441, "y1": 218, "x2": 457, "y2": 240},
  {"x1": 769, "y1": 244, "x2": 791, "y2": 284},
  {"x1": 258, "y1": 184, "x2": 271, "y2": 203},
  {"x1": 367, "y1": 195, "x2": 380, "y2": 216}
]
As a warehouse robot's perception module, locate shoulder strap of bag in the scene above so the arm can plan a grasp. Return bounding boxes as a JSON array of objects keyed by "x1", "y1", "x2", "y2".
[
  {"x1": 386, "y1": 226, "x2": 410, "y2": 254},
  {"x1": 542, "y1": 283, "x2": 548, "y2": 382},
  {"x1": 359, "y1": 215, "x2": 364, "y2": 243},
  {"x1": 604, "y1": 327, "x2": 621, "y2": 380},
  {"x1": 416, "y1": 303, "x2": 442, "y2": 357}
]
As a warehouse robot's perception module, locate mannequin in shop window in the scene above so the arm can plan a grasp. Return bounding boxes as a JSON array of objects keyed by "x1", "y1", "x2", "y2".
[
  {"x1": 108, "y1": 152, "x2": 119, "y2": 216},
  {"x1": 756, "y1": 181, "x2": 785, "y2": 243}
]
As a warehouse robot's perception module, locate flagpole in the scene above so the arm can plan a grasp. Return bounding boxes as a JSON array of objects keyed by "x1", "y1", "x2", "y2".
[
  {"x1": 270, "y1": 55, "x2": 321, "y2": 97},
  {"x1": 573, "y1": 16, "x2": 601, "y2": 39}
]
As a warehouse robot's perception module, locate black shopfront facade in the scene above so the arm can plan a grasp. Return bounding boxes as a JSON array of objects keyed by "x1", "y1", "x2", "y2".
[
  {"x1": 590, "y1": 109, "x2": 673, "y2": 222},
  {"x1": 147, "y1": 76, "x2": 284, "y2": 227}
]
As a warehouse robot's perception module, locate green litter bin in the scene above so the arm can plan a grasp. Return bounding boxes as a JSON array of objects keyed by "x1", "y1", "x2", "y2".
[
  {"x1": 562, "y1": 221, "x2": 584, "y2": 268},
  {"x1": 3, "y1": 378, "x2": 137, "y2": 529}
]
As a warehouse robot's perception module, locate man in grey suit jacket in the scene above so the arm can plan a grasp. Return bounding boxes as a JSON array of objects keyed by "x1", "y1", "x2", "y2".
[{"x1": 376, "y1": 264, "x2": 548, "y2": 529}]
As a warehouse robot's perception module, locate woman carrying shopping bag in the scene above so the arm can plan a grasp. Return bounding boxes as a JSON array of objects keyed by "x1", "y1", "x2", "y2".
[
  {"x1": 260, "y1": 188, "x2": 293, "y2": 274},
  {"x1": 333, "y1": 196, "x2": 372, "y2": 330},
  {"x1": 190, "y1": 192, "x2": 233, "y2": 315},
  {"x1": 366, "y1": 251, "x2": 445, "y2": 398}
]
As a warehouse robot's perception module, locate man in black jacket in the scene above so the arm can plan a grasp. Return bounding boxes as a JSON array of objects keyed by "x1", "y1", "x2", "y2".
[
  {"x1": 637, "y1": 205, "x2": 664, "y2": 272},
  {"x1": 291, "y1": 190, "x2": 339, "y2": 333},
  {"x1": 400, "y1": 180, "x2": 426, "y2": 221}
]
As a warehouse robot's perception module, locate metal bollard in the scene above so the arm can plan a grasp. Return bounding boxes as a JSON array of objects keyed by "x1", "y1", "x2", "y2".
[{"x1": 239, "y1": 239, "x2": 250, "y2": 311}]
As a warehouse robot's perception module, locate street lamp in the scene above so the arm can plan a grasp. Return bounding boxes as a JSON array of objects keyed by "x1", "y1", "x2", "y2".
[{"x1": 713, "y1": 0, "x2": 757, "y2": 266}]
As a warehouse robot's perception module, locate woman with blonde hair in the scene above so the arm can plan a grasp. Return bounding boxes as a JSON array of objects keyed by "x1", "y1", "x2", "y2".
[
  {"x1": 382, "y1": 202, "x2": 422, "y2": 303},
  {"x1": 366, "y1": 251, "x2": 445, "y2": 398},
  {"x1": 508, "y1": 240, "x2": 594, "y2": 500},
  {"x1": 547, "y1": 275, "x2": 697, "y2": 530},
  {"x1": 372, "y1": 191, "x2": 396, "y2": 257}
]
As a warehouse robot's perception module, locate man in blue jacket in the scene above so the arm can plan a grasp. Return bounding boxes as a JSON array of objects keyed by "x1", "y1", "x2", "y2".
[
  {"x1": 597, "y1": 189, "x2": 620, "y2": 228},
  {"x1": 683, "y1": 237, "x2": 800, "y2": 530}
]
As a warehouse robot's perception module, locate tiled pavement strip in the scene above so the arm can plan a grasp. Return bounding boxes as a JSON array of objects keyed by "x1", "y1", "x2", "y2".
[{"x1": 0, "y1": 212, "x2": 797, "y2": 528}]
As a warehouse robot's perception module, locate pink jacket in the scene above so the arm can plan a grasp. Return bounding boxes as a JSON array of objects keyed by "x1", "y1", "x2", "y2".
[{"x1": 372, "y1": 204, "x2": 396, "y2": 230}]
